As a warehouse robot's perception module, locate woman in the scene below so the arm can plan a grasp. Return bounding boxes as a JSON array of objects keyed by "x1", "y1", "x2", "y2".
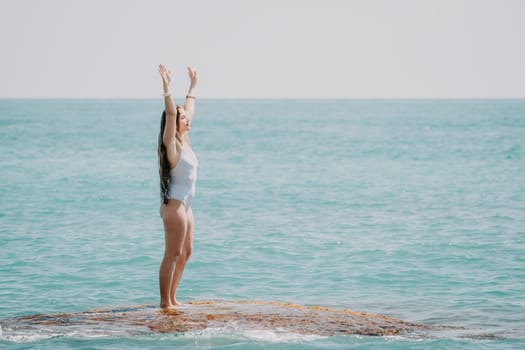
[{"x1": 157, "y1": 64, "x2": 198, "y2": 308}]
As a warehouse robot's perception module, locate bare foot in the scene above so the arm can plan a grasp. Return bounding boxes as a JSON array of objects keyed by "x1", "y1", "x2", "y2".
[
  {"x1": 160, "y1": 302, "x2": 174, "y2": 309},
  {"x1": 171, "y1": 299, "x2": 183, "y2": 306}
]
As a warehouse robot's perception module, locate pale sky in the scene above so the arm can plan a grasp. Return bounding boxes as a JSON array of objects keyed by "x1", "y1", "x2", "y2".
[{"x1": 1, "y1": 0, "x2": 524, "y2": 99}]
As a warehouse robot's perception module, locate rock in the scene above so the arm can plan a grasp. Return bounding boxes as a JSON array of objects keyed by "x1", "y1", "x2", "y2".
[{"x1": 0, "y1": 300, "x2": 440, "y2": 339}]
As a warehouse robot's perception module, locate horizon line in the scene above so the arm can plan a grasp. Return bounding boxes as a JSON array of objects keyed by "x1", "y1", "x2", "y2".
[{"x1": 1, "y1": 97, "x2": 525, "y2": 101}]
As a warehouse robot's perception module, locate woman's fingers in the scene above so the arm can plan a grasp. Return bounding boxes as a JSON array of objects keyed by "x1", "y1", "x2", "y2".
[
  {"x1": 159, "y1": 64, "x2": 172, "y2": 84},
  {"x1": 187, "y1": 66, "x2": 196, "y2": 78},
  {"x1": 187, "y1": 66, "x2": 197, "y2": 87}
]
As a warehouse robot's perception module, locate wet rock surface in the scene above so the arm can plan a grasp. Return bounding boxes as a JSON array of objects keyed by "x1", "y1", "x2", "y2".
[{"x1": 1, "y1": 300, "x2": 449, "y2": 339}]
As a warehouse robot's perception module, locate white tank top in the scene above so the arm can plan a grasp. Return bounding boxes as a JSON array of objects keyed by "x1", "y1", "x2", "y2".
[{"x1": 167, "y1": 145, "x2": 198, "y2": 208}]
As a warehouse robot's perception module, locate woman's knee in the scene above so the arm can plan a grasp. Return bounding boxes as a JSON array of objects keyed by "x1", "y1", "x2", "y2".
[
  {"x1": 164, "y1": 247, "x2": 183, "y2": 260},
  {"x1": 176, "y1": 245, "x2": 192, "y2": 263},
  {"x1": 185, "y1": 246, "x2": 192, "y2": 261}
]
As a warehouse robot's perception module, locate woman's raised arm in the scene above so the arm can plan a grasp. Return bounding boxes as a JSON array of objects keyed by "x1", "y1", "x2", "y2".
[
  {"x1": 159, "y1": 64, "x2": 179, "y2": 167},
  {"x1": 184, "y1": 66, "x2": 198, "y2": 118},
  {"x1": 159, "y1": 64, "x2": 176, "y2": 116},
  {"x1": 159, "y1": 63, "x2": 176, "y2": 140}
]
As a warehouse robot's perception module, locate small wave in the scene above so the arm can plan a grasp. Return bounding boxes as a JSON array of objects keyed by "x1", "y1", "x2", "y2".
[
  {"x1": 0, "y1": 323, "x2": 58, "y2": 343},
  {"x1": 242, "y1": 329, "x2": 327, "y2": 342},
  {"x1": 180, "y1": 325, "x2": 327, "y2": 343}
]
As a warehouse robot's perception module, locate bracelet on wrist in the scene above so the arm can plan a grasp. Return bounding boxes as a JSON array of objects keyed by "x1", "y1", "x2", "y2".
[
  {"x1": 186, "y1": 95, "x2": 196, "y2": 99},
  {"x1": 163, "y1": 91, "x2": 172, "y2": 97}
]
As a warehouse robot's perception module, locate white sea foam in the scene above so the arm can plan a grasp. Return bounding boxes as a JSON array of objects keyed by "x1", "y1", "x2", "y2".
[
  {"x1": 179, "y1": 323, "x2": 326, "y2": 343},
  {"x1": 0, "y1": 329, "x2": 58, "y2": 343},
  {"x1": 241, "y1": 329, "x2": 326, "y2": 342}
]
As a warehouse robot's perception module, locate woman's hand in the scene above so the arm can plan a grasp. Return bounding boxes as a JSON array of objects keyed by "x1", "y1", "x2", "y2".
[
  {"x1": 187, "y1": 66, "x2": 197, "y2": 88},
  {"x1": 159, "y1": 64, "x2": 172, "y2": 87}
]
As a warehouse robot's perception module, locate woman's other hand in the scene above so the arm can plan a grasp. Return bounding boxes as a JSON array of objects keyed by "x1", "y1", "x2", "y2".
[{"x1": 187, "y1": 66, "x2": 197, "y2": 89}]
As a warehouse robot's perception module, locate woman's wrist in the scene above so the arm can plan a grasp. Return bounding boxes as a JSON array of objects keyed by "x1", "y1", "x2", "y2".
[
  {"x1": 186, "y1": 86, "x2": 196, "y2": 97},
  {"x1": 186, "y1": 90, "x2": 196, "y2": 99},
  {"x1": 162, "y1": 83, "x2": 171, "y2": 96}
]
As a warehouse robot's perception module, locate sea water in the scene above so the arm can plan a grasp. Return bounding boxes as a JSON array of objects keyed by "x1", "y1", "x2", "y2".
[{"x1": 0, "y1": 99, "x2": 524, "y2": 349}]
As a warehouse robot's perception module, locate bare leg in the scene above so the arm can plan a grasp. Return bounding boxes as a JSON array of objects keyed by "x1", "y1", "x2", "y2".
[
  {"x1": 159, "y1": 200, "x2": 187, "y2": 309},
  {"x1": 170, "y1": 207, "x2": 194, "y2": 305}
]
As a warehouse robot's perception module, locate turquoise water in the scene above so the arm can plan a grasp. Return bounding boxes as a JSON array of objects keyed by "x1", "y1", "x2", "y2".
[{"x1": 1, "y1": 99, "x2": 524, "y2": 349}]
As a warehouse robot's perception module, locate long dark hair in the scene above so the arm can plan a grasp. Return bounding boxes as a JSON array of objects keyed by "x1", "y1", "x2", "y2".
[
  {"x1": 158, "y1": 108, "x2": 181, "y2": 204},
  {"x1": 158, "y1": 111, "x2": 170, "y2": 204}
]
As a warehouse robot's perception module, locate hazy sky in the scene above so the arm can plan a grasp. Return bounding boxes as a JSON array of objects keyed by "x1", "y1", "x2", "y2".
[{"x1": 1, "y1": 0, "x2": 524, "y2": 98}]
